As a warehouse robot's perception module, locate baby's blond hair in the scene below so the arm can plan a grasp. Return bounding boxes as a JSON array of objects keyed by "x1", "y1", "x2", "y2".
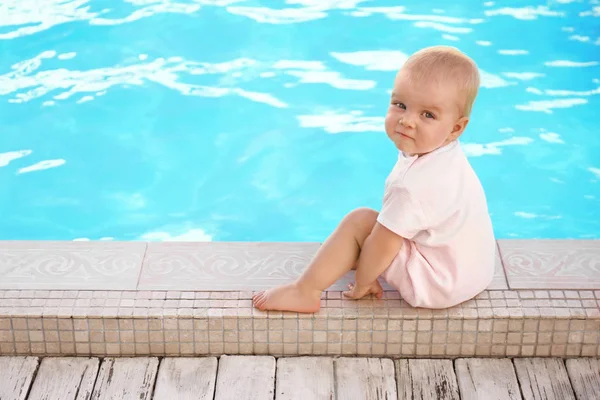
[{"x1": 403, "y1": 46, "x2": 480, "y2": 117}]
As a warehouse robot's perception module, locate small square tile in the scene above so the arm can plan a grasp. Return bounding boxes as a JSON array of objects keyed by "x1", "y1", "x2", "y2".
[
  {"x1": 584, "y1": 331, "x2": 599, "y2": 344},
  {"x1": 59, "y1": 331, "x2": 74, "y2": 342},
  {"x1": 399, "y1": 344, "x2": 414, "y2": 356},
  {"x1": 403, "y1": 320, "x2": 416, "y2": 331},
  {"x1": 508, "y1": 320, "x2": 523, "y2": 331},
  {"x1": 446, "y1": 320, "x2": 461, "y2": 331},
  {"x1": 254, "y1": 331, "x2": 267, "y2": 343},
  {"x1": 135, "y1": 343, "x2": 150, "y2": 355},
  {"x1": 494, "y1": 320, "x2": 509, "y2": 332},
  {"x1": 150, "y1": 343, "x2": 165, "y2": 354},
  {"x1": 448, "y1": 333, "x2": 461, "y2": 344},
  {"x1": 507, "y1": 332, "x2": 522, "y2": 345},
  {"x1": 165, "y1": 343, "x2": 180, "y2": 355},
  {"x1": 417, "y1": 320, "x2": 431, "y2": 331},
  {"x1": 29, "y1": 342, "x2": 45, "y2": 354},
  {"x1": 566, "y1": 344, "x2": 582, "y2": 356},
  {"x1": 551, "y1": 344, "x2": 566, "y2": 356},
  {"x1": 372, "y1": 332, "x2": 386, "y2": 343},
  {"x1": 493, "y1": 333, "x2": 507, "y2": 344},
  {"x1": 432, "y1": 332, "x2": 446, "y2": 344},
  {"x1": 431, "y1": 345, "x2": 445, "y2": 356},
  {"x1": 29, "y1": 331, "x2": 44, "y2": 342},
  {"x1": 313, "y1": 343, "x2": 327, "y2": 355},
  {"x1": 491, "y1": 345, "x2": 506, "y2": 356},
  {"x1": 581, "y1": 345, "x2": 598, "y2": 357},
  {"x1": 463, "y1": 333, "x2": 476, "y2": 344},
  {"x1": 477, "y1": 333, "x2": 492, "y2": 344},
  {"x1": 523, "y1": 333, "x2": 537, "y2": 344},
  {"x1": 464, "y1": 321, "x2": 478, "y2": 331},
  {"x1": 475, "y1": 345, "x2": 491, "y2": 356},
  {"x1": 432, "y1": 320, "x2": 447, "y2": 331},
  {"x1": 461, "y1": 344, "x2": 475, "y2": 356},
  {"x1": 15, "y1": 343, "x2": 31, "y2": 354},
  {"x1": 413, "y1": 333, "x2": 430, "y2": 346},
  {"x1": 284, "y1": 330, "x2": 298, "y2": 343},
  {"x1": 536, "y1": 345, "x2": 551, "y2": 356},
  {"x1": 13, "y1": 331, "x2": 28, "y2": 343},
  {"x1": 479, "y1": 320, "x2": 492, "y2": 332},
  {"x1": 537, "y1": 332, "x2": 552, "y2": 345},
  {"x1": 269, "y1": 331, "x2": 284, "y2": 343},
  {"x1": 121, "y1": 343, "x2": 136, "y2": 355},
  {"x1": 569, "y1": 332, "x2": 584, "y2": 344},
  {"x1": 357, "y1": 343, "x2": 371, "y2": 355},
  {"x1": 539, "y1": 320, "x2": 554, "y2": 331},
  {"x1": 402, "y1": 331, "x2": 416, "y2": 344},
  {"x1": 298, "y1": 343, "x2": 313, "y2": 355},
  {"x1": 507, "y1": 346, "x2": 520, "y2": 356}
]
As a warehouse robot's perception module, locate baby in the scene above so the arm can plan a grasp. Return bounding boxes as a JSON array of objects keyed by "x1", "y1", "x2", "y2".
[{"x1": 253, "y1": 46, "x2": 496, "y2": 312}]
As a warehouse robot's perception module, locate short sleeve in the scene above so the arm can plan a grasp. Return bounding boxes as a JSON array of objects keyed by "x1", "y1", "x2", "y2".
[{"x1": 377, "y1": 184, "x2": 428, "y2": 239}]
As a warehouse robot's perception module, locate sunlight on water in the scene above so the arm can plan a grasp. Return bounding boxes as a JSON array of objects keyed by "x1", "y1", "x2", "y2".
[{"x1": 0, "y1": 0, "x2": 598, "y2": 241}]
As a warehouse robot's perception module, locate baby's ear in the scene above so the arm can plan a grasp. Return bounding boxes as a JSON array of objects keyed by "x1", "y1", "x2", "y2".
[{"x1": 450, "y1": 116, "x2": 469, "y2": 140}]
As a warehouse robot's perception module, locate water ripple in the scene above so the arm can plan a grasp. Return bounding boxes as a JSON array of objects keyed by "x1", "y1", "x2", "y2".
[
  {"x1": 515, "y1": 98, "x2": 589, "y2": 113},
  {"x1": 297, "y1": 111, "x2": 383, "y2": 134},
  {"x1": 484, "y1": 6, "x2": 565, "y2": 20},
  {"x1": 1, "y1": 52, "x2": 292, "y2": 107},
  {"x1": 0, "y1": 150, "x2": 32, "y2": 167},
  {"x1": 330, "y1": 50, "x2": 408, "y2": 71}
]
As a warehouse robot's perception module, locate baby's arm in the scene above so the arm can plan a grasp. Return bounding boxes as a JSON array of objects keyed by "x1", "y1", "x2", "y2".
[{"x1": 345, "y1": 222, "x2": 404, "y2": 298}]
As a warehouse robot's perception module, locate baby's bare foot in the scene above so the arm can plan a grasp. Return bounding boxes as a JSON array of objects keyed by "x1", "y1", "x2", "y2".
[{"x1": 252, "y1": 283, "x2": 321, "y2": 313}]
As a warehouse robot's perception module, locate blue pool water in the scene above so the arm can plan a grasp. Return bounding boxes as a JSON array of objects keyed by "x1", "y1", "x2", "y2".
[{"x1": 0, "y1": 0, "x2": 599, "y2": 242}]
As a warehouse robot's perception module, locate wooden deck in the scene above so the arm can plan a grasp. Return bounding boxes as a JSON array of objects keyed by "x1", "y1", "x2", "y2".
[{"x1": 0, "y1": 356, "x2": 598, "y2": 399}]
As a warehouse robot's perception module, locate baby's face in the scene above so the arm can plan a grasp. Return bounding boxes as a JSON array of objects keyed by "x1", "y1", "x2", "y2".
[{"x1": 384, "y1": 68, "x2": 468, "y2": 156}]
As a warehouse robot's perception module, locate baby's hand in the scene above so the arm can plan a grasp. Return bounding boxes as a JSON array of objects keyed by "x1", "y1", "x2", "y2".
[{"x1": 343, "y1": 280, "x2": 383, "y2": 300}]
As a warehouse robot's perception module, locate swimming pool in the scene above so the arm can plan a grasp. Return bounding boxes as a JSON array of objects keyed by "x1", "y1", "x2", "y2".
[{"x1": 0, "y1": 0, "x2": 599, "y2": 242}]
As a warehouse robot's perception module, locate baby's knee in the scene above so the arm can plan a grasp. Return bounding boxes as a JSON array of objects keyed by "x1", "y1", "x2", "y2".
[{"x1": 343, "y1": 207, "x2": 379, "y2": 232}]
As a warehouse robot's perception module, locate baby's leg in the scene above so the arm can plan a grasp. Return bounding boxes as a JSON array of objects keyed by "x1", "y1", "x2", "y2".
[{"x1": 253, "y1": 207, "x2": 378, "y2": 313}]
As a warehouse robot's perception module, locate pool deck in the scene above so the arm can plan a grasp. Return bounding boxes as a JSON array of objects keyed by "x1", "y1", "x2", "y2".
[
  {"x1": 2, "y1": 355, "x2": 599, "y2": 399},
  {"x1": 0, "y1": 239, "x2": 599, "y2": 359}
]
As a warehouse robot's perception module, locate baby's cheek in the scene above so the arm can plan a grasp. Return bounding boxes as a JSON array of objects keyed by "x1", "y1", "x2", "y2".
[{"x1": 384, "y1": 112, "x2": 396, "y2": 128}]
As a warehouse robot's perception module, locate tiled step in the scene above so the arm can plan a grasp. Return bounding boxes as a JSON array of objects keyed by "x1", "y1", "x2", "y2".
[
  {"x1": 0, "y1": 239, "x2": 598, "y2": 358},
  {"x1": 0, "y1": 288, "x2": 598, "y2": 358}
]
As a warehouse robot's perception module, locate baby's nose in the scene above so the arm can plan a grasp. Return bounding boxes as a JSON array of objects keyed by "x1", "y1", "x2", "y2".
[{"x1": 399, "y1": 116, "x2": 416, "y2": 128}]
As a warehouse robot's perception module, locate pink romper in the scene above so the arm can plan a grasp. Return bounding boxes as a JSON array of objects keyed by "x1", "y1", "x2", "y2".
[{"x1": 377, "y1": 140, "x2": 496, "y2": 309}]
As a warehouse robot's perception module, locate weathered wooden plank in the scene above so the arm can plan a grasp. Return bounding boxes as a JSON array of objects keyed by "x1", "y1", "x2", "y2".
[
  {"x1": 396, "y1": 359, "x2": 459, "y2": 400},
  {"x1": 335, "y1": 357, "x2": 397, "y2": 400},
  {"x1": 513, "y1": 358, "x2": 576, "y2": 400},
  {"x1": 455, "y1": 358, "x2": 522, "y2": 400},
  {"x1": 153, "y1": 357, "x2": 218, "y2": 400},
  {"x1": 27, "y1": 357, "x2": 99, "y2": 400},
  {"x1": 91, "y1": 357, "x2": 158, "y2": 400},
  {"x1": 276, "y1": 357, "x2": 334, "y2": 400},
  {"x1": 565, "y1": 358, "x2": 600, "y2": 400},
  {"x1": 214, "y1": 355, "x2": 275, "y2": 400},
  {"x1": 0, "y1": 356, "x2": 38, "y2": 400}
]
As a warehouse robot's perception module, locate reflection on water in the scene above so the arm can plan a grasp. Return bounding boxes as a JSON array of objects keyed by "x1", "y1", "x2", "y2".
[{"x1": 0, "y1": 0, "x2": 599, "y2": 241}]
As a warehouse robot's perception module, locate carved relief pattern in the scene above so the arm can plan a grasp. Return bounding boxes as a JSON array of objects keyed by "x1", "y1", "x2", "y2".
[
  {"x1": 0, "y1": 242, "x2": 146, "y2": 289},
  {"x1": 498, "y1": 240, "x2": 600, "y2": 289}
]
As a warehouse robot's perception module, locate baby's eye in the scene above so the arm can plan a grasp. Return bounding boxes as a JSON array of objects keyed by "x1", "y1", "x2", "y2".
[
  {"x1": 393, "y1": 102, "x2": 406, "y2": 109},
  {"x1": 423, "y1": 111, "x2": 435, "y2": 119}
]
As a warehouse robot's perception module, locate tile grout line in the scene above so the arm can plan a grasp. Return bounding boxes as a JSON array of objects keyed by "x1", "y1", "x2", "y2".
[
  {"x1": 134, "y1": 242, "x2": 149, "y2": 291},
  {"x1": 495, "y1": 240, "x2": 511, "y2": 289}
]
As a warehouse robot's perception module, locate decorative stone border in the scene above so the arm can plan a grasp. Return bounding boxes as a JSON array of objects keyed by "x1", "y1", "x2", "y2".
[{"x1": 1, "y1": 240, "x2": 598, "y2": 291}]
